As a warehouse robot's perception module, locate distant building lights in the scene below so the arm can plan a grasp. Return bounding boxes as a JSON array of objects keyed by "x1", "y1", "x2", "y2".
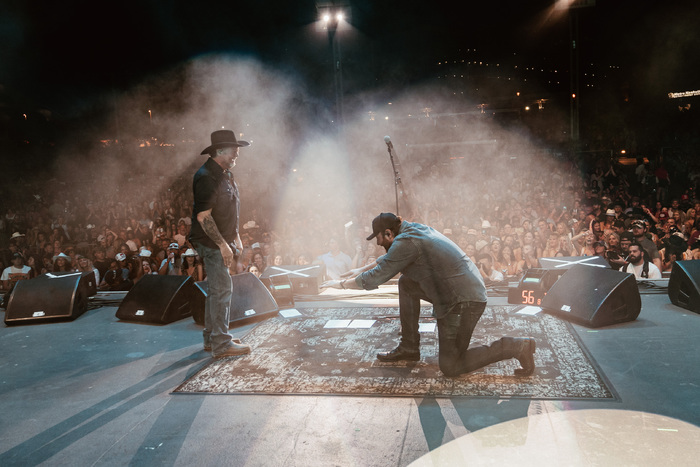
[{"x1": 668, "y1": 90, "x2": 700, "y2": 99}]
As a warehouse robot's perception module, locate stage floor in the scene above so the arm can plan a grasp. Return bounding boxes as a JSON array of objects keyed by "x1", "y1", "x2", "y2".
[{"x1": 1, "y1": 285, "x2": 699, "y2": 466}]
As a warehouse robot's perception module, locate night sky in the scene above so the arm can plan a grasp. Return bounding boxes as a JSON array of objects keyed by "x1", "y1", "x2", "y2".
[{"x1": 1, "y1": 1, "x2": 699, "y2": 117}]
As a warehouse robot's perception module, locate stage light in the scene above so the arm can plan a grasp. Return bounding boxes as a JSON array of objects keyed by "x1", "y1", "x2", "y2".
[{"x1": 336, "y1": 12, "x2": 344, "y2": 22}]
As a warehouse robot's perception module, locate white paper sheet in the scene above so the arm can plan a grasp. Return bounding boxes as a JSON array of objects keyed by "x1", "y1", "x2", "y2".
[
  {"x1": 516, "y1": 306, "x2": 542, "y2": 316},
  {"x1": 279, "y1": 309, "x2": 302, "y2": 318},
  {"x1": 323, "y1": 319, "x2": 352, "y2": 329},
  {"x1": 348, "y1": 319, "x2": 375, "y2": 328},
  {"x1": 418, "y1": 322, "x2": 436, "y2": 333}
]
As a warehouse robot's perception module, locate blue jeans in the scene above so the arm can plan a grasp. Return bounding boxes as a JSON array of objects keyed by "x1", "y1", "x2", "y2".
[
  {"x1": 398, "y1": 275, "x2": 509, "y2": 377},
  {"x1": 194, "y1": 241, "x2": 233, "y2": 354}
]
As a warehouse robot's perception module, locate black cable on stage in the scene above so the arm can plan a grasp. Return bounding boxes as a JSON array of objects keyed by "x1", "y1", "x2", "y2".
[{"x1": 636, "y1": 280, "x2": 670, "y2": 294}]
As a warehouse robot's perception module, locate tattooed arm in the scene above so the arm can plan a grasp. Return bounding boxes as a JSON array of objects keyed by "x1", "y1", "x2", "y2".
[{"x1": 196, "y1": 209, "x2": 234, "y2": 268}]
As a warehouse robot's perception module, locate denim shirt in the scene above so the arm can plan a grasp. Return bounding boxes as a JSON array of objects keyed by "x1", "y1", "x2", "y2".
[{"x1": 356, "y1": 221, "x2": 486, "y2": 317}]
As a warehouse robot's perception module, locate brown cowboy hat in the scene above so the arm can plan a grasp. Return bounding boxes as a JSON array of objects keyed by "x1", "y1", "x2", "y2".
[{"x1": 200, "y1": 129, "x2": 250, "y2": 155}]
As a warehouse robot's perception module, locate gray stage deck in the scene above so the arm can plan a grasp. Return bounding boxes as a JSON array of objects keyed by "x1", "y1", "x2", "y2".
[{"x1": 1, "y1": 286, "x2": 698, "y2": 466}]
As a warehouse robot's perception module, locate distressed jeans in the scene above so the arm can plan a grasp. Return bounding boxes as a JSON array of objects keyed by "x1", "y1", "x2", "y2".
[{"x1": 194, "y1": 242, "x2": 233, "y2": 354}]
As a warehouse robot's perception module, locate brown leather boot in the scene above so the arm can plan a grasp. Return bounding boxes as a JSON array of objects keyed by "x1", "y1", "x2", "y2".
[
  {"x1": 212, "y1": 340, "x2": 250, "y2": 358},
  {"x1": 376, "y1": 346, "x2": 420, "y2": 362},
  {"x1": 204, "y1": 337, "x2": 241, "y2": 352}
]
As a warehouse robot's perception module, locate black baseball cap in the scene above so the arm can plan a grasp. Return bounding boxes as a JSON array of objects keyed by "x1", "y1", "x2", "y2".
[{"x1": 366, "y1": 213, "x2": 401, "y2": 241}]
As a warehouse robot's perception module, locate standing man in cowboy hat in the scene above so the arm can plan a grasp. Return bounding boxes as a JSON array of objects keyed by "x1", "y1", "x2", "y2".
[
  {"x1": 321, "y1": 213, "x2": 536, "y2": 378},
  {"x1": 190, "y1": 129, "x2": 252, "y2": 358}
]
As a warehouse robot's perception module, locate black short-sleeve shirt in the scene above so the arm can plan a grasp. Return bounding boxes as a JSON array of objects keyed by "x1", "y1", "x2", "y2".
[{"x1": 189, "y1": 157, "x2": 240, "y2": 249}]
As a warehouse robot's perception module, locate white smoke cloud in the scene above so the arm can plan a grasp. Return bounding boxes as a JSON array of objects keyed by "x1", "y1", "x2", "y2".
[{"x1": 45, "y1": 51, "x2": 572, "y2": 257}]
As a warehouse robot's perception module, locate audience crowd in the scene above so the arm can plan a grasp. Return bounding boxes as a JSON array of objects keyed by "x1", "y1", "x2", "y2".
[{"x1": 3, "y1": 147, "x2": 700, "y2": 298}]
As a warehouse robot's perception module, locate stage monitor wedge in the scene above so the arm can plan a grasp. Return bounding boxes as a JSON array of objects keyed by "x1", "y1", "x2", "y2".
[
  {"x1": 5, "y1": 271, "x2": 95, "y2": 325},
  {"x1": 541, "y1": 264, "x2": 641, "y2": 328},
  {"x1": 116, "y1": 275, "x2": 203, "y2": 324},
  {"x1": 668, "y1": 260, "x2": 700, "y2": 314},
  {"x1": 193, "y1": 272, "x2": 279, "y2": 327}
]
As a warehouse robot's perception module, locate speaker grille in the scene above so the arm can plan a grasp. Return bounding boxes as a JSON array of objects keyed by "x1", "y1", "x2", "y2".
[
  {"x1": 668, "y1": 261, "x2": 700, "y2": 314},
  {"x1": 5, "y1": 272, "x2": 90, "y2": 325},
  {"x1": 115, "y1": 275, "x2": 202, "y2": 324},
  {"x1": 541, "y1": 265, "x2": 641, "y2": 327}
]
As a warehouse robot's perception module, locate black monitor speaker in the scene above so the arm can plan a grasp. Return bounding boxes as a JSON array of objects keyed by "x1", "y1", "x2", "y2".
[
  {"x1": 115, "y1": 275, "x2": 203, "y2": 324},
  {"x1": 5, "y1": 271, "x2": 95, "y2": 325},
  {"x1": 541, "y1": 264, "x2": 641, "y2": 327},
  {"x1": 193, "y1": 272, "x2": 279, "y2": 327},
  {"x1": 668, "y1": 260, "x2": 700, "y2": 314}
]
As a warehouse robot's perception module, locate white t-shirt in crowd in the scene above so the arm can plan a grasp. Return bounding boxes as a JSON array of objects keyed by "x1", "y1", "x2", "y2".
[
  {"x1": 623, "y1": 262, "x2": 661, "y2": 279},
  {"x1": 1, "y1": 265, "x2": 32, "y2": 283}
]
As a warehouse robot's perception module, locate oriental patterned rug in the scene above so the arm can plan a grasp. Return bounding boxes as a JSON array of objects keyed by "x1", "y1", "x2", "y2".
[{"x1": 174, "y1": 306, "x2": 616, "y2": 400}]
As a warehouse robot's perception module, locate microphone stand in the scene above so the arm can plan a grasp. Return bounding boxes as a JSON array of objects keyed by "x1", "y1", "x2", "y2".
[{"x1": 385, "y1": 138, "x2": 405, "y2": 216}]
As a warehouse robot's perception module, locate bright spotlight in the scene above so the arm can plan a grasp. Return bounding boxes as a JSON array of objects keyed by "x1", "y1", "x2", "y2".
[{"x1": 316, "y1": 2, "x2": 350, "y2": 29}]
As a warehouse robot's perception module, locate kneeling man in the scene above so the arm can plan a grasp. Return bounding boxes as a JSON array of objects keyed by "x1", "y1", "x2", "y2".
[{"x1": 322, "y1": 213, "x2": 536, "y2": 377}]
